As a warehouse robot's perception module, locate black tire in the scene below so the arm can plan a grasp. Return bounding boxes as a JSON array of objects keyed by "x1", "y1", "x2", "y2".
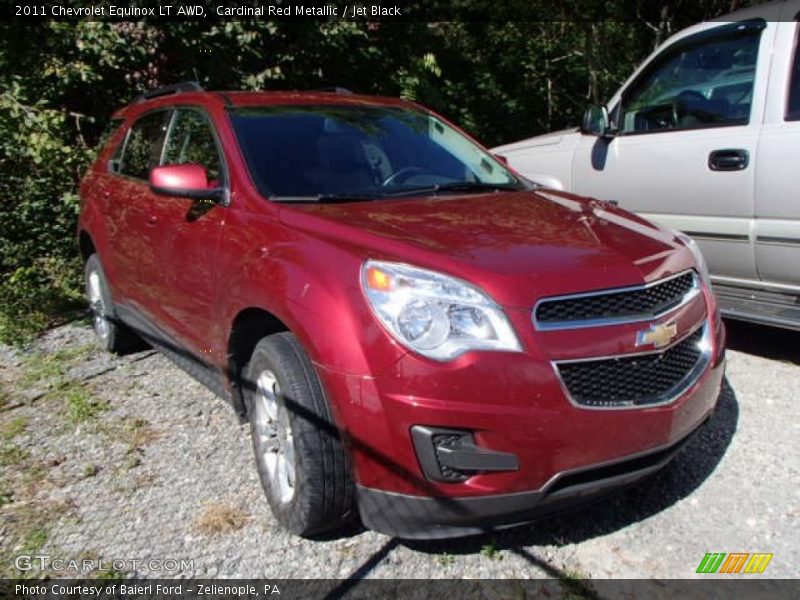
[
  {"x1": 84, "y1": 254, "x2": 139, "y2": 354},
  {"x1": 245, "y1": 332, "x2": 354, "y2": 536}
]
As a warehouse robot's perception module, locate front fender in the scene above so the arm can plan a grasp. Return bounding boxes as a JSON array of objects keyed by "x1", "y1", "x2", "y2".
[{"x1": 212, "y1": 212, "x2": 407, "y2": 378}]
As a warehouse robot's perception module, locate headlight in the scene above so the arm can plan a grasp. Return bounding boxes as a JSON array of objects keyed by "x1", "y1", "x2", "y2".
[
  {"x1": 676, "y1": 232, "x2": 710, "y2": 283},
  {"x1": 360, "y1": 260, "x2": 522, "y2": 361}
]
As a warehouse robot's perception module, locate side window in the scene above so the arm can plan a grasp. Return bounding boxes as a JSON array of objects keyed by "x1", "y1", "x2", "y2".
[
  {"x1": 787, "y1": 25, "x2": 800, "y2": 121},
  {"x1": 109, "y1": 131, "x2": 126, "y2": 174},
  {"x1": 162, "y1": 109, "x2": 223, "y2": 183},
  {"x1": 620, "y1": 24, "x2": 763, "y2": 134},
  {"x1": 98, "y1": 118, "x2": 125, "y2": 173},
  {"x1": 119, "y1": 111, "x2": 171, "y2": 180},
  {"x1": 96, "y1": 118, "x2": 123, "y2": 153}
]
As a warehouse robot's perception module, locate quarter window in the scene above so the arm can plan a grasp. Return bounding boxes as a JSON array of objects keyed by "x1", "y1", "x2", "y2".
[
  {"x1": 162, "y1": 109, "x2": 223, "y2": 182},
  {"x1": 119, "y1": 111, "x2": 171, "y2": 180},
  {"x1": 620, "y1": 24, "x2": 763, "y2": 134}
]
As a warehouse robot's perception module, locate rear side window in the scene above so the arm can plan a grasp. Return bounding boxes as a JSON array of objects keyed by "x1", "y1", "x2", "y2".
[
  {"x1": 119, "y1": 111, "x2": 171, "y2": 180},
  {"x1": 96, "y1": 118, "x2": 123, "y2": 153},
  {"x1": 162, "y1": 109, "x2": 223, "y2": 182},
  {"x1": 788, "y1": 25, "x2": 800, "y2": 121}
]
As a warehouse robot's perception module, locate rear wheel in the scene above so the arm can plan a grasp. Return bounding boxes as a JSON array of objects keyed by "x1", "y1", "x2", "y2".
[
  {"x1": 245, "y1": 332, "x2": 354, "y2": 536},
  {"x1": 84, "y1": 255, "x2": 139, "y2": 354}
]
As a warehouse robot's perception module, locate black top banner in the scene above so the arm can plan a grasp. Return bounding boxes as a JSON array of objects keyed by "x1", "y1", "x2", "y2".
[{"x1": 4, "y1": 0, "x2": 781, "y2": 23}]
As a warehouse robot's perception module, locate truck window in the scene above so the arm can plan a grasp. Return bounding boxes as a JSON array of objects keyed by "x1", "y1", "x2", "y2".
[
  {"x1": 788, "y1": 25, "x2": 800, "y2": 121},
  {"x1": 620, "y1": 23, "x2": 764, "y2": 134}
]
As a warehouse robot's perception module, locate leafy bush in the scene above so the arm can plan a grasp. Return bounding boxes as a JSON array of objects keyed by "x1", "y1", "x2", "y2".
[
  {"x1": 0, "y1": 258, "x2": 84, "y2": 345},
  {"x1": 0, "y1": 80, "x2": 90, "y2": 344}
]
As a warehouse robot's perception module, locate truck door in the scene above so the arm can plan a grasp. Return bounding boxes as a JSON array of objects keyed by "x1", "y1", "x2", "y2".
[
  {"x1": 754, "y1": 19, "x2": 800, "y2": 287},
  {"x1": 572, "y1": 20, "x2": 773, "y2": 282}
]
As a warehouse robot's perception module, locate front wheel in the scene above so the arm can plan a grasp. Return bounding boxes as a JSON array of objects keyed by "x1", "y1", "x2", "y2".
[{"x1": 245, "y1": 332, "x2": 354, "y2": 536}]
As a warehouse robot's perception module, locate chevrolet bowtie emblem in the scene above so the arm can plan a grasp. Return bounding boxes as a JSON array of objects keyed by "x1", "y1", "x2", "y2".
[{"x1": 636, "y1": 320, "x2": 678, "y2": 349}]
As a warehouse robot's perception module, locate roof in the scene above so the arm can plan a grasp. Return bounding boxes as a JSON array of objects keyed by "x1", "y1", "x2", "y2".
[{"x1": 113, "y1": 87, "x2": 416, "y2": 119}]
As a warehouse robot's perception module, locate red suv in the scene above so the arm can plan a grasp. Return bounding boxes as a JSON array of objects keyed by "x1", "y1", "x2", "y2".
[{"x1": 79, "y1": 83, "x2": 726, "y2": 539}]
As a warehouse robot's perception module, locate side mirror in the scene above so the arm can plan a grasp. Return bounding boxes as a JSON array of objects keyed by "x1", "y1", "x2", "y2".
[
  {"x1": 580, "y1": 105, "x2": 614, "y2": 138},
  {"x1": 149, "y1": 164, "x2": 223, "y2": 202}
]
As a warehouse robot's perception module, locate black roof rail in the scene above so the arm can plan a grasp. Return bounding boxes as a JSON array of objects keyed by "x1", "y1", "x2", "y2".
[
  {"x1": 133, "y1": 81, "x2": 204, "y2": 104},
  {"x1": 314, "y1": 87, "x2": 355, "y2": 95}
]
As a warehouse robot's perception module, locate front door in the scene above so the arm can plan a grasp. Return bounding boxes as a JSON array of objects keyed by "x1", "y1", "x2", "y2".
[
  {"x1": 572, "y1": 20, "x2": 773, "y2": 282},
  {"x1": 147, "y1": 107, "x2": 227, "y2": 355}
]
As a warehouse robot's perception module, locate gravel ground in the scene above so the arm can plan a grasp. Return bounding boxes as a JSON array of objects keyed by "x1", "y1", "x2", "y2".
[{"x1": 0, "y1": 318, "x2": 797, "y2": 586}]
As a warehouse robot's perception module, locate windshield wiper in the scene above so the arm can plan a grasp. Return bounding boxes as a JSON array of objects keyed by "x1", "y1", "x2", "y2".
[
  {"x1": 270, "y1": 193, "x2": 378, "y2": 203},
  {"x1": 270, "y1": 182, "x2": 522, "y2": 203},
  {"x1": 382, "y1": 181, "x2": 521, "y2": 198}
]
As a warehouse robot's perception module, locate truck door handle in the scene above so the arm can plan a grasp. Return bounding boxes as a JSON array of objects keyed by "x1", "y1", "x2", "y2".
[
  {"x1": 146, "y1": 215, "x2": 158, "y2": 226},
  {"x1": 709, "y1": 149, "x2": 749, "y2": 171}
]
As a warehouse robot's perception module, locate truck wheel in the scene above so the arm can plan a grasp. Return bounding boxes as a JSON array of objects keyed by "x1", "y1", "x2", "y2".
[
  {"x1": 84, "y1": 255, "x2": 139, "y2": 354},
  {"x1": 245, "y1": 332, "x2": 354, "y2": 536}
]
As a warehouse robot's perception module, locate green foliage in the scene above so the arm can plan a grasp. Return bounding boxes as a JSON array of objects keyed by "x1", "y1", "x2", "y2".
[
  {"x1": 64, "y1": 386, "x2": 107, "y2": 425},
  {"x1": 0, "y1": 6, "x2": 761, "y2": 344},
  {"x1": 0, "y1": 257, "x2": 84, "y2": 345},
  {"x1": 0, "y1": 416, "x2": 29, "y2": 441}
]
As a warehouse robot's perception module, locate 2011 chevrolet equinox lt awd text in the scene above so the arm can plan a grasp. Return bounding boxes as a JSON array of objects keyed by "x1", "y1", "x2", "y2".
[{"x1": 78, "y1": 83, "x2": 726, "y2": 539}]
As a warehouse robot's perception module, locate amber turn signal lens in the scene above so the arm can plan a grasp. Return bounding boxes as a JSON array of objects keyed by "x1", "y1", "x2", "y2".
[{"x1": 366, "y1": 266, "x2": 393, "y2": 291}]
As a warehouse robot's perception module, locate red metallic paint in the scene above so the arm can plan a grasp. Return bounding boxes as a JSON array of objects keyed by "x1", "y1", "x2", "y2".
[{"x1": 79, "y1": 91, "x2": 726, "y2": 504}]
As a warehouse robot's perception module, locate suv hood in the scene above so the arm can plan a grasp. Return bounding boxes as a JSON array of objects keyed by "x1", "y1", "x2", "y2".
[{"x1": 279, "y1": 189, "x2": 693, "y2": 307}]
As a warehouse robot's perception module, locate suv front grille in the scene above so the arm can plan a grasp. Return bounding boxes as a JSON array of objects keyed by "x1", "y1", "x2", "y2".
[
  {"x1": 535, "y1": 271, "x2": 696, "y2": 328},
  {"x1": 556, "y1": 326, "x2": 706, "y2": 408}
]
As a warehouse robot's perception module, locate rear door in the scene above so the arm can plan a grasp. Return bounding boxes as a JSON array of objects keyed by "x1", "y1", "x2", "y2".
[
  {"x1": 572, "y1": 20, "x2": 773, "y2": 282},
  {"x1": 105, "y1": 109, "x2": 172, "y2": 313},
  {"x1": 146, "y1": 107, "x2": 227, "y2": 354},
  {"x1": 754, "y1": 18, "x2": 800, "y2": 287}
]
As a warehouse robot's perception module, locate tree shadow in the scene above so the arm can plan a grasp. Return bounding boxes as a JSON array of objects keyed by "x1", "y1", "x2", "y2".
[
  {"x1": 402, "y1": 377, "x2": 738, "y2": 555},
  {"x1": 723, "y1": 319, "x2": 800, "y2": 365}
]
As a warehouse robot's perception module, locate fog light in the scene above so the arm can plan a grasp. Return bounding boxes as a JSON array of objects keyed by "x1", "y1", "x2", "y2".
[{"x1": 411, "y1": 425, "x2": 519, "y2": 483}]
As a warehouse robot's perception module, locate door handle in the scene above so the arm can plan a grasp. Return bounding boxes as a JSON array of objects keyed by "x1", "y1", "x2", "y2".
[
  {"x1": 709, "y1": 149, "x2": 749, "y2": 171},
  {"x1": 146, "y1": 215, "x2": 158, "y2": 226}
]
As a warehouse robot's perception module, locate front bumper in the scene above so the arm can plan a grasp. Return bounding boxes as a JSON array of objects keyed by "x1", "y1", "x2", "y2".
[
  {"x1": 316, "y1": 296, "x2": 726, "y2": 538},
  {"x1": 357, "y1": 417, "x2": 707, "y2": 539}
]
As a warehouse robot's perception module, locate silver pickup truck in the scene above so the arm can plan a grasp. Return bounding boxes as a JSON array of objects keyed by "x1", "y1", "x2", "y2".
[{"x1": 495, "y1": 0, "x2": 800, "y2": 331}]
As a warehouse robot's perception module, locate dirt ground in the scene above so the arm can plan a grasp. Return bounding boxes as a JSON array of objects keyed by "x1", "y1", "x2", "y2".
[{"x1": 0, "y1": 318, "x2": 797, "y2": 589}]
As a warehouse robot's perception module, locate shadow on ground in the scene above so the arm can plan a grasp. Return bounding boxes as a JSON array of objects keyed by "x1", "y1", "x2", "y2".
[{"x1": 723, "y1": 319, "x2": 800, "y2": 365}]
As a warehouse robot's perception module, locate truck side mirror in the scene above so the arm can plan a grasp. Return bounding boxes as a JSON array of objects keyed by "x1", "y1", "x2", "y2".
[{"x1": 580, "y1": 105, "x2": 614, "y2": 138}]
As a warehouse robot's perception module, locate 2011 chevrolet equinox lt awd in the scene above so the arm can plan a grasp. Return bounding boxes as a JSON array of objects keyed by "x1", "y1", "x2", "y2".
[{"x1": 78, "y1": 83, "x2": 726, "y2": 539}]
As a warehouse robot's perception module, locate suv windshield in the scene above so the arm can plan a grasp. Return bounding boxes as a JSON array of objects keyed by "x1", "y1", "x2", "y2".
[{"x1": 229, "y1": 105, "x2": 524, "y2": 200}]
